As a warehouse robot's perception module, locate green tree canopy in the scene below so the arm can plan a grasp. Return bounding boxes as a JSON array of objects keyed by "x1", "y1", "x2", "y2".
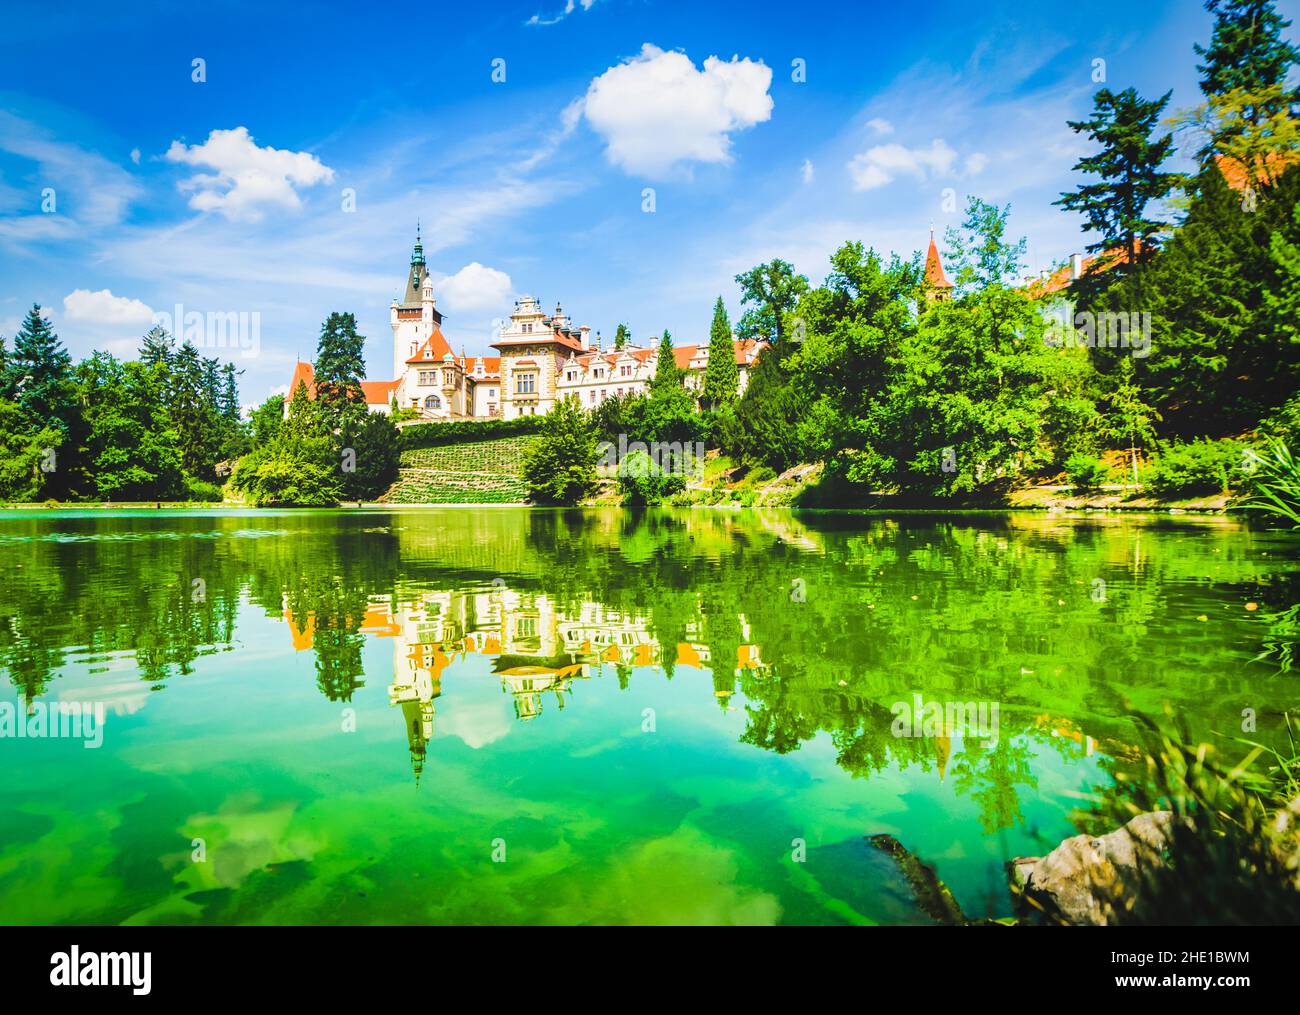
[
  {"x1": 523, "y1": 395, "x2": 600, "y2": 505},
  {"x1": 735, "y1": 259, "x2": 810, "y2": 345}
]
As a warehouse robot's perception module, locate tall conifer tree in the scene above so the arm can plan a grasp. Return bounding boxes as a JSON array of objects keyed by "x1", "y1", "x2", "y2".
[{"x1": 702, "y1": 297, "x2": 738, "y2": 410}]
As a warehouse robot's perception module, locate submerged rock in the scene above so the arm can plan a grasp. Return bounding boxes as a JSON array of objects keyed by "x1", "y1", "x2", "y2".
[{"x1": 1010, "y1": 811, "x2": 1173, "y2": 925}]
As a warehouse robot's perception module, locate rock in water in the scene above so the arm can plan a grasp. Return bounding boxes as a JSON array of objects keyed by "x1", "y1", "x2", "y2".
[{"x1": 1011, "y1": 811, "x2": 1173, "y2": 925}]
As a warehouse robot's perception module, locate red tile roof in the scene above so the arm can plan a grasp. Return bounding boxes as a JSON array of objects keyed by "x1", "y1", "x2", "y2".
[
  {"x1": 462, "y1": 356, "x2": 502, "y2": 375},
  {"x1": 361, "y1": 379, "x2": 401, "y2": 404},
  {"x1": 406, "y1": 325, "x2": 455, "y2": 364},
  {"x1": 286, "y1": 362, "x2": 399, "y2": 407},
  {"x1": 573, "y1": 339, "x2": 763, "y2": 372},
  {"x1": 1026, "y1": 244, "x2": 1141, "y2": 299}
]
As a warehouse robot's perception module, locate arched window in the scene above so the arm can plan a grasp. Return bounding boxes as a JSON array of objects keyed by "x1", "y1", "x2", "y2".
[{"x1": 425, "y1": 394, "x2": 441, "y2": 410}]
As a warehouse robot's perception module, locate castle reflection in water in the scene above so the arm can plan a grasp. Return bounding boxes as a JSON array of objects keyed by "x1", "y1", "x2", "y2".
[{"x1": 284, "y1": 585, "x2": 768, "y2": 780}]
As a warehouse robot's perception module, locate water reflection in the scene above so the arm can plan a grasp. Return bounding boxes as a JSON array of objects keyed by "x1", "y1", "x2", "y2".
[{"x1": 2, "y1": 507, "x2": 1298, "y2": 841}]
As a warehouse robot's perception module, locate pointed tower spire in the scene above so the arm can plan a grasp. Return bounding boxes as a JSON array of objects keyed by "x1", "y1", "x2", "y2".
[
  {"x1": 923, "y1": 227, "x2": 954, "y2": 304},
  {"x1": 411, "y1": 222, "x2": 425, "y2": 268}
]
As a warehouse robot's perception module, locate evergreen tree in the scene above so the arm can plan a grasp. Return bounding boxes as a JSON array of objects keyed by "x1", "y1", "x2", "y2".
[
  {"x1": 613, "y1": 323, "x2": 630, "y2": 350},
  {"x1": 9, "y1": 304, "x2": 74, "y2": 436},
  {"x1": 1105, "y1": 360, "x2": 1161, "y2": 485},
  {"x1": 650, "y1": 331, "x2": 682, "y2": 391},
  {"x1": 1197, "y1": 0, "x2": 1298, "y2": 102},
  {"x1": 702, "y1": 297, "x2": 739, "y2": 410},
  {"x1": 216, "y1": 362, "x2": 248, "y2": 460},
  {"x1": 1191, "y1": 0, "x2": 1300, "y2": 162},
  {"x1": 1092, "y1": 162, "x2": 1300, "y2": 432},
  {"x1": 1055, "y1": 88, "x2": 1177, "y2": 298},
  {"x1": 313, "y1": 312, "x2": 367, "y2": 423},
  {"x1": 139, "y1": 325, "x2": 174, "y2": 372},
  {"x1": 168, "y1": 341, "x2": 221, "y2": 479}
]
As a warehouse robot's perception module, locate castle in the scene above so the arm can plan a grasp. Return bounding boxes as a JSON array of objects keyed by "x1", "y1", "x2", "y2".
[{"x1": 287, "y1": 230, "x2": 766, "y2": 422}]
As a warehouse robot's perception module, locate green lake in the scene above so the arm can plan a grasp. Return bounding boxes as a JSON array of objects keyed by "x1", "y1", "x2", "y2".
[{"x1": 1, "y1": 507, "x2": 1297, "y2": 925}]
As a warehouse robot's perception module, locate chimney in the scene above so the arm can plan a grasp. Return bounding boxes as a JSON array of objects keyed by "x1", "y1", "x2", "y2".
[
  {"x1": 580, "y1": 325, "x2": 591, "y2": 350},
  {"x1": 1070, "y1": 253, "x2": 1085, "y2": 281}
]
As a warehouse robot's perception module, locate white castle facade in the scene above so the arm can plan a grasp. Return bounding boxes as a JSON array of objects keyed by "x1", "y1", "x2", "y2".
[{"x1": 287, "y1": 232, "x2": 764, "y2": 421}]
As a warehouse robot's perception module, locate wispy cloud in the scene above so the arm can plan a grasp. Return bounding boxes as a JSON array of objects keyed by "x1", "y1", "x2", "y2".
[
  {"x1": 0, "y1": 110, "x2": 141, "y2": 248},
  {"x1": 526, "y1": 0, "x2": 600, "y2": 28}
]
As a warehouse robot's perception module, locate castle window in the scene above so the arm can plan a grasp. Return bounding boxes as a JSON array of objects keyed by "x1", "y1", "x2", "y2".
[
  {"x1": 516, "y1": 373, "x2": 536, "y2": 395},
  {"x1": 425, "y1": 395, "x2": 441, "y2": 410},
  {"x1": 418, "y1": 369, "x2": 436, "y2": 386}
]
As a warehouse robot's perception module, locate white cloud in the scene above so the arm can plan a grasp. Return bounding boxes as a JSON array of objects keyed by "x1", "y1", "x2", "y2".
[
  {"x1": 965, "y1": 152, "x2": 989, "y2": 175},
  {"x1": 573, "y1": 44, "x2": 773, "y2": 178},
  {"x1": 164, "y1": 126, "x2": 335, "y2": 222},
  {"x1": 526, "y1": 0, "x2": 598, "y2": 27},
  {"x1": 130, "y1": 147, "x2": 141, "y2": 165},
  {"x1": 801, "y1": 159, "x2": 814, "y2": 184},
  {"x1": 847, "y1": 139, "x2": 958, "y2": 191},
  {"x1": 866, "y1": 118, "x2": 894, "y2": 136},
  {"x1": 62, "y1": 288, "x2": 154, "y2": 325},
  {"x1": 436, "y1": 262, "x2": 513, "y2": 312}
]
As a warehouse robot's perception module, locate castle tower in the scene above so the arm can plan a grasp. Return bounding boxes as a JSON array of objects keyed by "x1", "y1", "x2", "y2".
[
  {"x1": 391, "y1": 225, "x2": 444, "y2": 380},
  {"x1": 923, "y1": 228, "x2": 954, "y2": 305}
]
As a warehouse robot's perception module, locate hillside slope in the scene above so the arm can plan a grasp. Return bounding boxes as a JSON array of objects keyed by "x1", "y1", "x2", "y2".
[{"x1": 377, "y1": 435, "x2": 537, "y2": 505}]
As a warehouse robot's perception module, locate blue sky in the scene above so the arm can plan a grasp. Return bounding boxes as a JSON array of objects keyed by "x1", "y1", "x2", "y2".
[{"x1": 2, "y1": 0, "x2": 1294, "y2": 404}]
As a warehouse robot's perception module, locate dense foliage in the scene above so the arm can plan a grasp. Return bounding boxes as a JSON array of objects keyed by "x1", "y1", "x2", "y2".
[
  {"x1": 0, "y1": 307, "x2": 246, "y2": 502},
  {"x1": 700, "y1": 0, "x2": 1300, "y2": 502},
  {"x1": 523, "y1": 395, "x2": 601, "y2": 505}
]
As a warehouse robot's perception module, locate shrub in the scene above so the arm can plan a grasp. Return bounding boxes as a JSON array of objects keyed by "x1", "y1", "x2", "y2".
[
  {"x1": 617, "y1": 449, "x2": 687, "y2": 506},
  {"x1": 1258, "y1": 394, "x2": 1300, "y2": 447},
  {"x1": 1147, "y1": 439, "x2": 1244, "y2": 496},
  {"x1": 1063, "y1": 452, "x2": 1111, "y2": 490},
  {"x1": 183, "y1": 476, "x2": 224, "y2": 502}
]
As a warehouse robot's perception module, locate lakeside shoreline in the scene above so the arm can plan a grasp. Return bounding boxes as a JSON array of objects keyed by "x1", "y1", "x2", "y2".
[{"x1": 0, "y1": 498, "x2": 1241, "y2": 514}]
